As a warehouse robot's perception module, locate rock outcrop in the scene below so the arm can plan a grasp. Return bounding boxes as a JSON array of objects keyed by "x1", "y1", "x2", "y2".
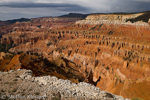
[{"x1": 0, "y1": 69, "x2": 129, "y2": 100}]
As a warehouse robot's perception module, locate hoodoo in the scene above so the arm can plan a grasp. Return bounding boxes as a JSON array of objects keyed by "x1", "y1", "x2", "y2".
[{"x1": 0, "y1": 12, "x2": 150, "y2": 100}]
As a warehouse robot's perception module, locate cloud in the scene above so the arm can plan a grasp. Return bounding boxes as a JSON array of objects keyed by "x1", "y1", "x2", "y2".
[
  {"x1": 0, "y1": 2, "x2": 88, "y2": 20},
  {"x1": 109, "y1": 0, "x2": 150, "y2": 12},
  {"x1": 0, "y1": 0, "x2": 150, "y2": 20},
  {"x1": 0, "y1": 3, "x2": 79, "y2": 8},
  {"x1": 0, "y1": 6, "x2": 88, "y2": 21},
  {"x1": 0, "y1": 0, "x2": 150, "y2": 12}
]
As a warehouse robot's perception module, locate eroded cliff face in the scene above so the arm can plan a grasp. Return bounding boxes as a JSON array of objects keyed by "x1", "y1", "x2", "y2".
[
  {"x1": 0, "y1": 17, "x2": 82, "y2": 45},
  {"x1": 1, "y1": 13, "x2": 150, "y2": 100},
  {"x1": 76, "y1": 13, "x2": 149, "y2": 26},
  {"x1": 0, "y1": 53, "x2": 85, "y2": 84}
]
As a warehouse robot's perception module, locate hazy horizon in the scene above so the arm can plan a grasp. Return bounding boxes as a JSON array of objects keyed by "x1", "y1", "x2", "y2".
[{"x1": 0, "y1": 0, "x2": 150, "y2": 21}]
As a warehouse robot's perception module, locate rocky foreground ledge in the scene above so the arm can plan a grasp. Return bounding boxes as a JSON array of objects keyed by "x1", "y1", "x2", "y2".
[{"x1": 0, "y1": 69, "x2": 130, "y2": 100}]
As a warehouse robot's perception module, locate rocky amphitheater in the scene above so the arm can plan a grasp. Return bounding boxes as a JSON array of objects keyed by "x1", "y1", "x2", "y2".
[{"x1": 0, "y1": 12, "x2": 150, "y2": 100}]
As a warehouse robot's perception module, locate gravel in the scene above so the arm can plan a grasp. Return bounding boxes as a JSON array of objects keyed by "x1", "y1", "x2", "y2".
[{"x1": 0, "y1": 69, "x2": 130, "y2": 100}]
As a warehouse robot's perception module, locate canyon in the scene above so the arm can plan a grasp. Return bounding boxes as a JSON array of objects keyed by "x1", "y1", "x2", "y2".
[{"x1": 0, "y1": 12, "x2": 150, "y2": 100}]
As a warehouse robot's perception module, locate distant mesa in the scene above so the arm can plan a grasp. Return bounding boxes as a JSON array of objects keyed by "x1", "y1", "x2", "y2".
[
  {"x1": 0, "y1": 18, "x2": 30, "y2": 27},
  {"x1": 59, "y1": 13, "x2": 88, "y2": 18}
]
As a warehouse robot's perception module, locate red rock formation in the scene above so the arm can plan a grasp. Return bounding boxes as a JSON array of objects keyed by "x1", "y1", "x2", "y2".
[
  {"x1": 0, "y1": 53, "x2": 85, "y2": 84},
  {"x1": 1, "y1": 13, "x2": 150, "y2": 100}
]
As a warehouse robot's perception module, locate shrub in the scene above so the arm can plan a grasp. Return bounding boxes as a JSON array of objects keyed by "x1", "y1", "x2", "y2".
[
  {"x1": 107, "y1": 31, "x2": 114, "y2": 35},
  {"x1": 17, "y1": 52, "x2": 23, "y2": 54},
  {"x1": 29, "y1": 88, "x2": 32, "y2": 91},
  {"x1": 1, "y1": 90, "x2": 5, "y2": 92},
  {"x1": 47, "y1": 41, "x2": 52, "y2": 46},
  {"x1": 0, "y1": 42, "x2": 17, "y2": 52},
  {"x1": 35, "y1": 92, "x2": 40, "y2": 95},
  {"x1": 13, "y1": 79, "x2": 18, "y2": 81},
  {"x1": 126, "y1": 11, "x2": 150, "y2": 23},
  {"x1": 12, "y1": 88, "x2": 17, "y2": 92}
]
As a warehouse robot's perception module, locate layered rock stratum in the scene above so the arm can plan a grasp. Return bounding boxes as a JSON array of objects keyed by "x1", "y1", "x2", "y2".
[{"x1": 0, "y1": 12, "x2": 150, "y2": 100}]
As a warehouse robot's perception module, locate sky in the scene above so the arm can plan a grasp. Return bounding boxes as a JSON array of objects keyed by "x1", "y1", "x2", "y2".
[{"x1": 0, "y1": 0, "x2": 150, "y2": 20}]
